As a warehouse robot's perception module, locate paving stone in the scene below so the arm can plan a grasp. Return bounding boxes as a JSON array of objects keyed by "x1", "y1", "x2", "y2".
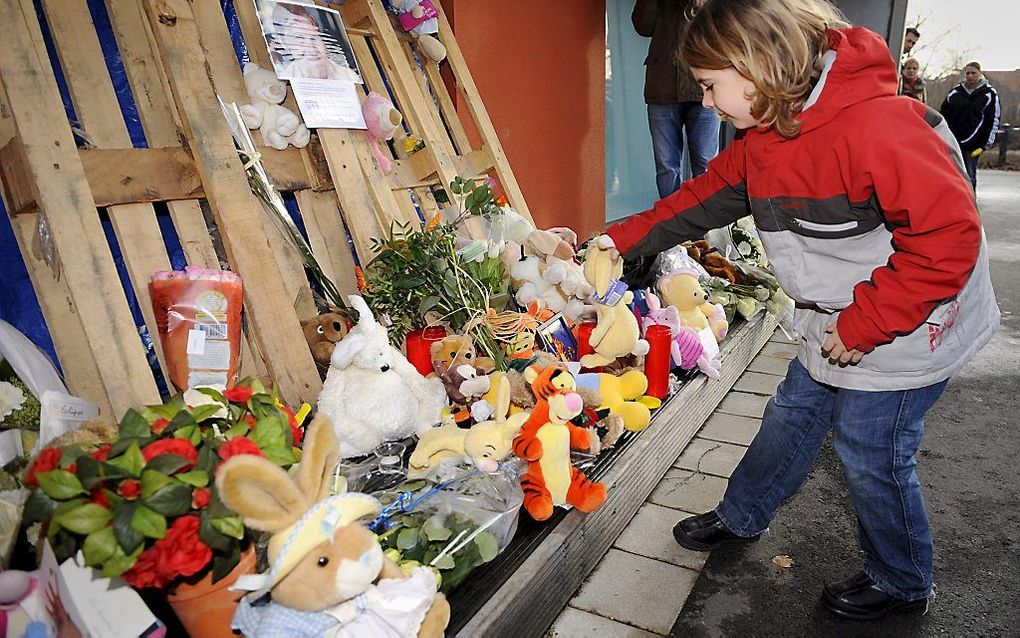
[
  {"x1": 613, "y1": 502, "x2": 709, "y2": 571},
  {"x1": 699, "y1": 412, "x2": 762, "y2": 446},
  {"x1": 548, "y1": 606, "x2": 658, "y2": 638},
  {"x1": 648, "y1": 468, "x2": 728, "y2": 513},
  {"x1": 746, "y1": 355, "x2": 792, "y2": 377},
  {"x1": 717, "y1": 391, "x2": 770, "y2": 419},
  {"x1": 760, "y1": 341, "x2": 800, "y2": 360},
  {"x1": 673, "y1": 437, "x2": 747, "y2": 477},
  {"x1": 733, "y1": 370, "x2": 783, "y2": 396},
  {"x1": 571, "y1": 549, "x2": 699, "y2": 635},
  {"x1": 768, "y1": 329, "x2": 800, "y2": 345}
]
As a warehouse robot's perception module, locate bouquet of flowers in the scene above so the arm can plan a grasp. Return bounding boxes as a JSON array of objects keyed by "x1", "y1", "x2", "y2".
[{"x1": 21, "y1": 380, "x2": 305, "y2": 590}]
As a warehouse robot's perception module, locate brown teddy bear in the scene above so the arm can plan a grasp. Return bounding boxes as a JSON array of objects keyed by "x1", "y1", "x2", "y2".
[
  {"x1": 301, "y1": 313, "x2": 349, "y2": 369},
  {"x1": 684, "y1": 240, "x2": 741, "y2": 284},
  {"x1": 429, "y1": 334, "x2": 495, "y2": 376}
]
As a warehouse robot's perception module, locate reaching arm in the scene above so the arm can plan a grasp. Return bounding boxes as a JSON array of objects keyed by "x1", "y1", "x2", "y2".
[{"x1": 606, "y1": 138, "x2": 750, "y2": 260}]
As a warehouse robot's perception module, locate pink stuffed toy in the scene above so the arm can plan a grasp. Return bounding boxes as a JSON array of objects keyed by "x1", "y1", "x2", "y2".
[
  {"x1": 362, "y1": 91, "x2": 402, "y2": 174},
  {"x1": 642, "y1": 293, "x2": 721, "y2": 380}
]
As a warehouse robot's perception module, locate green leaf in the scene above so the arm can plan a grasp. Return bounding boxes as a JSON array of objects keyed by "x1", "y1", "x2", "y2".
[
  {"x1": 83, "y1": 526, "x2": 117, "y2": 566},
  {"x1": 140, "y1": 469, "x2": 174, "y2": 499},
  {"x1": 142, "y1": 403, "x2": 179, "y2": 422},
  {"x1": 56, "y1": 503, "x2": 112, "y2": 535},
  {"x1": 223, "y1": 421, "x2": 249, "y2": 440},
  {"x1": 107, "y1": 442, "x2": 146, "y2": 477},
  {"x1": 109, "y1": 436, "x2": 150, "y2": 459},
  {"x1": 209, "y1": 516, "x2": 244, "y2": 540},
  {"x1": 210, "y1": 543, "x2": 240, "y2": 584},
  {"x1": 50, "y1": 529, "x2": 78, "y2": 564},
  {"x1": 143, "y1": 482, "x2": 192, "y2": 517},
  {"x1": 114, "y1": 502, "x2": 144, "y2": 554},
  {"x1": 195, "y1": 445, "x2": 218, "y2": 474},
  {"x1": 396, "y1": 527, "x2": 418, "y2": 550},
  {"x1": 174, "y1": 424, "x2": 199, "y2": 444},
  {"x1": 75, "y1": 455, "x2": 102, "y2": 489},
  {"x1": 261, "y1": 445, "x2": 296, "y2": 468},
  {"x1": 100, "y1": 543, "x2": 143, "y2": 579},
  {"x1": 145, "y1": 454, "x2": 191, "y2": 476},
  {"x1": 119, "y1": 409, "x2": 150, "y2": 438},
  {"x1": 131, "y1": 505, "x2": 167, "y2": 539},
  {"x1": 23, "y1": 489, "x2": 58, "y2": 524},
  {"x1": 474, "y1": 531, "x2": 499, "y2": 562},
  {"x1": 177, "y1": 470, "x2": 209, "y2": 488},
  {"x1": 37, "y1": 470, "x2": 85, "y2": 500},
  {"x1": 249, "y1": 415, "x2": 286, "y2": 451},
  {"x1": 423, "y1": 516, "x2": 452, "y2": 542},
  {"x1": 199, "y1": 512, "x2": 233, "y2": 552},
  {"x1": 432, "y1": 553, "x2": 456, "y2": 570},
  {"x1": 189, "y1": 404, "x2": 223, "y2": 423}
]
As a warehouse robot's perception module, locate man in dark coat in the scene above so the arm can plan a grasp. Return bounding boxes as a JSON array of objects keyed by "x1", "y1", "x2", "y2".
[
  {"x1": 940, "y1": 61, "x2": 1001, "y2": 190},
  {"x1": 633, "y1": 0, "x2": 719, "y2": 198}
]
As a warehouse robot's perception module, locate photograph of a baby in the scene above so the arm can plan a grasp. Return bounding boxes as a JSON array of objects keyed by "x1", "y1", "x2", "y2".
[{"x1": 257, "y1": 0, "x2": 362, "y2": 83}]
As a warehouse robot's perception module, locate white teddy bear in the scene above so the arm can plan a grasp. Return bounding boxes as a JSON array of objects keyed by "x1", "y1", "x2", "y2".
[
  {"x1": 238, "y1": 62, "x2": 310, "y2": 151},
  {"x1": 316, "y1": 296, "x2": 447, "y2": 458}
]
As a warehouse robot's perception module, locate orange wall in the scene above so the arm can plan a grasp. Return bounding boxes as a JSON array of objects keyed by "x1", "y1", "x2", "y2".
[{"x1": 443, "y1": 0, "x2": 607, "y2": 239}]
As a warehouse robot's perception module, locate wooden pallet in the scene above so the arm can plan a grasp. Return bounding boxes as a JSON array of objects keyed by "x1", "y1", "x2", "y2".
[{"x1": 0, "y1": 0, "x2": 530, "y2": 416}]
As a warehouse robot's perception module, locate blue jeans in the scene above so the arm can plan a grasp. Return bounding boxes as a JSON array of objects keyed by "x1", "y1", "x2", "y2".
[
  {"x1": 963, "y1": 152, "x2": 979, "y2": 190},
  {"x1": 715, "y1": 359, "x2": 948, "y2": 601},
  {"x1": 647, "y1": 102, "x2": 720, "y2": 198}
]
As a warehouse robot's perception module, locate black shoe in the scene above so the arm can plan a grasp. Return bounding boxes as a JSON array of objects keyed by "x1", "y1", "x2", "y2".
[
  {"x1": 672, "y1": 511, "x2": 761, "y2": 552},
  {"x1": 822, "y1": 571, "x2": 930, "y2": 621}
]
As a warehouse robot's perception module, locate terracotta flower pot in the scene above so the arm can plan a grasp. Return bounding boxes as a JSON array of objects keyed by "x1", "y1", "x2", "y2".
[{"x1": 166, "y1": 549, "x2": 257, "y2": 638}]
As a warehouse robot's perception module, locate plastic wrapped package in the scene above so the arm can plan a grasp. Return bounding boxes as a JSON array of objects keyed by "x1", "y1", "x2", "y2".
[
  {"x1": 149, "y1": 267, "x2": 243, "y2": 392},
  {"x1": 367, "y1": 464, "x2": 525, "y2": 593}
]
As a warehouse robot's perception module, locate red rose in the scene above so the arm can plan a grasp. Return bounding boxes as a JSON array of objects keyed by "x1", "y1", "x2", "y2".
[
  {"x1": 156, "y1": 516, "x2": 211, "y2": 580},
  {"x1": 25, "y1": 448, "x2": 62, "y2": 489},
  {"x1": 117, "y1": 479, "x2": 141, "y2": 500},
  {"x1": 223, "y1": 386, "x2": 254, "y2": 404},
  {"x1": 150, "y1": 418, "x2": 170, "y2": 435},
  {"x1": 90, "y1": 445, "x2": 111, "y2": 462},
  {"x1": 242, "y1": 414, "x2": 256, "y2": 430},
  {"x1": 90, "y1": 489, "x2": 110, "y2": 509},
  {"x1": 191, "y1": 487, "x2": 211, "y2": 510},
  {"x1": 217, "y1": 437, "x2": 264, "y2": 463},
  {"x1": 122, "y1": 545, "x2": 166, "y2": 589},
  {"x1": 142, "y1": 439, "x2": 198, "y2": 471}
]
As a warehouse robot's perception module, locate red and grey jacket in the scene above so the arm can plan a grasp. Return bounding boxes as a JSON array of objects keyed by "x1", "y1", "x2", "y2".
[{"x1": 608, "y1": 28, "x2": 999, "y2": 391}]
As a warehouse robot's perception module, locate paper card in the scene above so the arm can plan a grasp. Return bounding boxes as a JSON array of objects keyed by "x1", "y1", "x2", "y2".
[
  {"x1": 290, "y1": 78, "x2": 367, "y2": 129},
  {"x1": 38, "y1": 391, "x2": 99, "y2": 450},
  {"x1": 0, "y1": 428, "x2": 24, "y2": 465},
  {"x1": 186, "y1": 328, "x2": 207, "y2": 356}
]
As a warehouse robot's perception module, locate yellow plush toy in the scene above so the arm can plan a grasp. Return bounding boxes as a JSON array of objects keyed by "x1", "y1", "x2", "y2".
[
  {"x1": 659, "y1": 269, "x2": 729, "y2": 342},
  {"x1": 408, "y1": 373, "x2": 530, "y2": 477},
  {"x1": 576, "y1": 370, "x2": 651, "y2": 432},
  {"x1": 579, "y1": 238, "x2": 649, "y2": 368}
]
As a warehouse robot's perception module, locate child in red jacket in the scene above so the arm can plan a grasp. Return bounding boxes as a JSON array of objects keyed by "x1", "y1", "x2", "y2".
[{"x1": 603, "y1": 0, "x2": 998, "y2": 621}]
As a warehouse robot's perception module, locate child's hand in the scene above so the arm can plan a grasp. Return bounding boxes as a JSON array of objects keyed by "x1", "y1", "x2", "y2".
[{"x1": 822, "y1": 322, "x2": 864, "y2": 366}]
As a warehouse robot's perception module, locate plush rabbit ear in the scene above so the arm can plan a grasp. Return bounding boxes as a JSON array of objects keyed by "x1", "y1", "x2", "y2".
[
  {"x1": 348, "y1": 295, "x2": 377, "y2": 327},
  {"x1": 216, "y1": 456, "x2": 308, "y2": 533},
  {"x1": 585, "y1": 246, "x2": 614, "y2": 298},
  {"x1": 330, "y1": 333, "x2": 366, "y2": 369},
  {"x1": 295, "y1": 416, "x2": 339, "y2": 503},
  {"x1": 646, "y1": 292, "x2": 661, "y2": 312},
  {"x1": 489, "y1": 372, "x2": 512, "y2": 421}
]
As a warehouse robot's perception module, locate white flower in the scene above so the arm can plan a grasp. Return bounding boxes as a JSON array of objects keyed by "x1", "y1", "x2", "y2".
[
  {"x1": 182, "y1": 388, "x2": 229, "y2": 419},
  {"x1": 737, "y1": 241, "x2": 753, "y2": 256},
  {"x1": 0, "y1": 381, "x2": 26, "y2": 422}
]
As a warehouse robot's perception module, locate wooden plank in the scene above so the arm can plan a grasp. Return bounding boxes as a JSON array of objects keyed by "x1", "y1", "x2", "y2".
[
  {"x1": 0, "y1": 0, "x2": 160, "y2": 415},
  {"x1": 422, "y1": 59, "x2": 472, "y2": 155},
  {"x1": 142, "y1": 0, "x2": 321, "y2": 404},
  {"x1": 456, "y1": 316, "x2": 778, "y2": 637},
  {"x1": 41, "y1": 0, "x2": 176, "y2": 390},
  {"x1": 317, "y1": 128, "x2": 384, "y2": 258},
  {"x1": 433, "y1": 0, "x2": 533, "y2": 224},
  {"x1": 294, "y1": 189, "x2": 358, "y2": 300}
]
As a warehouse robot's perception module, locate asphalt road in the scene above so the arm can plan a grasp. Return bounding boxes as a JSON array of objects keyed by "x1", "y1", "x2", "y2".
[{"x1": 671, "y1": 169, "x2": 1020, "y2": 637}]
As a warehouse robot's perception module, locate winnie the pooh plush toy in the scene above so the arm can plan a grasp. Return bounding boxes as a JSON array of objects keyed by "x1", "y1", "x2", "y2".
[{"x1": 659, "y1": 269, "x2": 728, "y2": 342}]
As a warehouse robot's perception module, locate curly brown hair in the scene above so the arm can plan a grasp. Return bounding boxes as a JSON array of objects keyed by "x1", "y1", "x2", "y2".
[{"x1": 681, "y1": 0, "x2": 848, "y2": 138}]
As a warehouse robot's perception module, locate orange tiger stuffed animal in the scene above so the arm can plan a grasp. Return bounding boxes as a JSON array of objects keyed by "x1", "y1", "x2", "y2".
[{"x1": 512, "y1": 365, "x2": 607, "y2": 521}]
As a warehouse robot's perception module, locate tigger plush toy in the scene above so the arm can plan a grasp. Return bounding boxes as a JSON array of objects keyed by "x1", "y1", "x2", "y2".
[{"x1": 512, "y1": 365, "x2": 607, "y2": 521}]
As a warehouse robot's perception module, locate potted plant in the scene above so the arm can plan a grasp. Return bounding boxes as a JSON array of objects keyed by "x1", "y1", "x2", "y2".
[{"x1": 21, "y1": 379, "x2": 305, "y2": 636}]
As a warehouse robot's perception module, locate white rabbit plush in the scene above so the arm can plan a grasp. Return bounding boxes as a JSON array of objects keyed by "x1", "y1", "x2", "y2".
[
  {"x1": 317, "y1": 296, "x2": 446, "y2": 458},
  {"x1": 238, "y1": 62, "x2": 310, "y2": 150}
]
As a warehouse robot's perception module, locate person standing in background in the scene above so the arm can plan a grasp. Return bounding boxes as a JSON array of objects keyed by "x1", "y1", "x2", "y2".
[
  {"x1": 633, "y1": 0, "x2": 719, "y2": 199},
  {"x1": 940, "y1": 62, "x2": 1001, "y2": 190},
  {"x1": 899, "y1": 58, "x2": 926, "y2": 103},
  {"x1": 902, "y1": 26, "x2": 920, "y2": 57}
]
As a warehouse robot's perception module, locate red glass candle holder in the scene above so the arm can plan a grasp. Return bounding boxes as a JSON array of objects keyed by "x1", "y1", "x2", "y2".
[
  {"x1": 405, "y1": 326, "x2": 447, "y2": 376},
  {"x1": 576, "y1": 322, "x2": 603, "y2": 372},
  {"x1": 644, "y1": 324, "x2": 672, "y2": 399}
]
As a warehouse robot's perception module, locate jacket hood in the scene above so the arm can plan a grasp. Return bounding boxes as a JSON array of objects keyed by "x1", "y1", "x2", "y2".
[{"x1": 796, "y1": 28, "x2": 898, "y2": 134}]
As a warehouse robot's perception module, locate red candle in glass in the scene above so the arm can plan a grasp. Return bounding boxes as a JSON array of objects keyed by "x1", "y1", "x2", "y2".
[
  {"x1": 644, "y1": 324, "x2": 672, "y2": 399},
  {"x1": 405, "y1": 326, "x2": 447, "y2": 376},
  {"x1": 576, "y1": 322, "x2": 602, "y2": 372}
]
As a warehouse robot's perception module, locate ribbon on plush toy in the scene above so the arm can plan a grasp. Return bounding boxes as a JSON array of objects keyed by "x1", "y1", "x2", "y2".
[{"x1": 362, "y1": 92, "x2": 402, "y2": 174}]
